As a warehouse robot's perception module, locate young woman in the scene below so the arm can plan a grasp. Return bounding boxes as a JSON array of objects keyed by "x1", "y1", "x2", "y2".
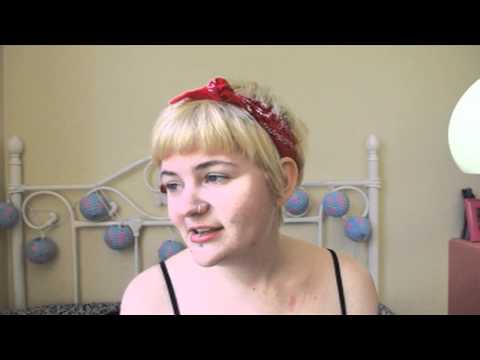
[{"x1": 120, "y1": 77, "x2": 378, "y2": 315}]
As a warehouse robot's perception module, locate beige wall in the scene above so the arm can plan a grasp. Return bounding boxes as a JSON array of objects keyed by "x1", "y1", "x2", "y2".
[
  {"x1": 0, "y1": 46, "x2": 8, "y2": 310},
  {"x1": 3, "y1": 46, "x2": 480, "y2": 314}
]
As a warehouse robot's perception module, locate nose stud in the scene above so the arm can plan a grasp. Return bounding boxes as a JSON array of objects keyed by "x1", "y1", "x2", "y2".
[{"x1": 197, "y1": 203, "x2": 208, "y2": 213}]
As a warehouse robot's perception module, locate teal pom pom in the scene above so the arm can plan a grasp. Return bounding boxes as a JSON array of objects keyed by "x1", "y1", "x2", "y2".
[
  {"x1": 323, "y1": 191, "x2": 349, "y2": 217},
  {"x1": 344, "y1": 216, "x2": 371, "y2": 242},
  {"x1": 80, "y1": 192, "x2": 111, "y2": 222},
  {"x1": 104, "y1": 225, "x2": 134, "y2": 250},
  {"x1": 158, "y1": 240, "x2": 186, "y2": 261},
  {"x1": 25, "y1": 237, "x2": 57, "y2": 264},
  {"x1": 0, "y1": 202, "x2": 20, "y2": 229},
  {"x1": 285, "y1": 188, "x2": 310, "y2": 217}
]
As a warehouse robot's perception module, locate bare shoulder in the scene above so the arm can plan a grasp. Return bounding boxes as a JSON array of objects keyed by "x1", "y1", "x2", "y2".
[
  {"x1": 335, "y1": 252, "x2": 379, "y2": 315},
  {"x1": 120, "y1": 262, "x2": 173, "y2": 315}
]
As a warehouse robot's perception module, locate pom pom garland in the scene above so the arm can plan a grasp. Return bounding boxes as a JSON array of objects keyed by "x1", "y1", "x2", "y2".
[
  {"x1": 25, "y1": 237, "x2": 58, "y2": 264},
  {"x1": 344, "y1": 216, "x2": 372, "y2": 242},
  {"x1": 158, "y1": 240, "x2": 186, "y2": 261},
  {"x1": 322, "y1": 191, "x2": 350, "y2": 217},
  {"x1": 284, "y1": 187, "x2": 310, "y2": 217},
  {"x1": 104, "y1": 225, "x2": 135, "y2": 250},
  {"x1": 0, "y1": 202, "x2": 20, "y2": 229},
  {"x1": 80, "y1": 191, "x2": 114, "y2": 222}
]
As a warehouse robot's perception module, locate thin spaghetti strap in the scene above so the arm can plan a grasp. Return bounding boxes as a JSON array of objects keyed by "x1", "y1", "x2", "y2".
[
  {"x1": 327, "y1": 249, "x2": 347, "y2": 315},
  {"x1": 160, "y1": 261, "x2": 180, "y2": 315}
]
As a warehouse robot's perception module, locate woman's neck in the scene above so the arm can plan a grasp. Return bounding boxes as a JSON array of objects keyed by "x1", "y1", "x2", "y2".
[{"x1": 206, "y1": 233, "x2": 292, "y2": 293}]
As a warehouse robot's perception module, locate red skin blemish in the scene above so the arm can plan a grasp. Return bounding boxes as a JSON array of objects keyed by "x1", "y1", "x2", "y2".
[{"x1": 288, "y1": 295, "x2": 297, "y2": 311}]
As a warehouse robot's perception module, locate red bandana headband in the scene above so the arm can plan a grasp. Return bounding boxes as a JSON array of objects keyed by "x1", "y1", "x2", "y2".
[{"x1": 169, "y1": 77, "x2": 299, "y2": 166}]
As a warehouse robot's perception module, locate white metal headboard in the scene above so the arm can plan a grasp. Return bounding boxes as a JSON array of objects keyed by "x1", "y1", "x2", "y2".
[{"x1": 6, "y1": 134, "x2": 380, "y2": 309}]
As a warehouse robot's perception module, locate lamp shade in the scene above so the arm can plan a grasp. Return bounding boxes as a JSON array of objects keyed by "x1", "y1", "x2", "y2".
[{"x1": 448, "y1": 79, "x2": 480, "y2": 174}]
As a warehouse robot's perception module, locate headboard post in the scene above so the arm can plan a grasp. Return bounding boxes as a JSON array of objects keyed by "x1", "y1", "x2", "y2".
[
  {"x1": 7, "y1": 136, "x2": 26, "y2": 309},
  {"x1": 366, "y1": 134, "x2": 380, "y2": 295}
]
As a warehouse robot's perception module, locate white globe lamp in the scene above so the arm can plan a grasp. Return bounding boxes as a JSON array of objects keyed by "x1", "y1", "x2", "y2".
[{"x1": 448, "y1": 79, "x2": 480, "y2": 174}]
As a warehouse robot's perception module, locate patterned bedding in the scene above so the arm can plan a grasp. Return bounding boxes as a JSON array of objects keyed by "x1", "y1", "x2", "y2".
[
  {"x1": 0, "y1": 302, "x2": 395, "y2": 315},
  {"x1": 0, "y1": 302, "x2": 120, "y2": 315}
]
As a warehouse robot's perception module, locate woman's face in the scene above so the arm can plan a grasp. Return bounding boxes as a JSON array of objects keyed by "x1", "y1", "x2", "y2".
[{"x1": 160, "y1": 150, "x2": 279, "y2": 267}]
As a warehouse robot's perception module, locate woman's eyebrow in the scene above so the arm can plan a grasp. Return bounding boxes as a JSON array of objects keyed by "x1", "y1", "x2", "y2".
[{"x1": 159, "y1": 160, "x2": 237, "y2": 179}]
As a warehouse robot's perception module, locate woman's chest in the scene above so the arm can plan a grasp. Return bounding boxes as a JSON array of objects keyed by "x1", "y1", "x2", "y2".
[{"x1": 171, "y1": 275, "x2": 342, "y2": 315}]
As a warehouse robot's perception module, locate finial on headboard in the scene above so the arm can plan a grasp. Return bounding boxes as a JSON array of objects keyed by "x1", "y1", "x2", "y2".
[
  {"x1": 8, "y1": 136, "x2": 24, "y2": 155},
  {"x1": 366, "y1": 134, "x2": 379, "y2": 151}
]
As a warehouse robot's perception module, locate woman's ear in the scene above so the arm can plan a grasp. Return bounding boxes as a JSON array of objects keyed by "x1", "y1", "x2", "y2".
[{"x1": 276, "y1": 157, "x2": 299, "y2": 208}]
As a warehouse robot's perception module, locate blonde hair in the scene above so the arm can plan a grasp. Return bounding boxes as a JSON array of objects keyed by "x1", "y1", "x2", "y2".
[{"x1": 151, "y1": 80, "x2": 309, "y2": 224}]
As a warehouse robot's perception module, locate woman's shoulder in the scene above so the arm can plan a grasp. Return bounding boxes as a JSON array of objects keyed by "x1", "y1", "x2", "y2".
[
  {"x1": 120, "y1": 257, "x2": 182, "y2": 315},
  {"x1": 287, "y1": 238, "x2": 378, "y2": 314},
  {"x1": 333, "y1": 251, "x2": 379, "y2": 315}
]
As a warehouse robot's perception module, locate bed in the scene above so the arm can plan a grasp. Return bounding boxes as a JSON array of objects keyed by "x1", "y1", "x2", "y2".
[{"x1": 1, "y1": 134, "x2": 394, "y2": 315}]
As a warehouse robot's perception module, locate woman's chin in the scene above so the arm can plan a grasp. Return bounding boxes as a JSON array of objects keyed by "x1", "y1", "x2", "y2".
[{"x1": 189, "y1": 246, "x2": 227, "y2": 267}]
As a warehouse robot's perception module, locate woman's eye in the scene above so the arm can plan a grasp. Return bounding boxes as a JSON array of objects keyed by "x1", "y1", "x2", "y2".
[
  {"x1": 205, "y1": 174, "x2": 228, "y2": 183},
  {"x1": 164, "y1": 183, "x2": 179, "y2": 192},
  {"x1": 162, "y1": 174, "x2": 228, "y2": 193}
]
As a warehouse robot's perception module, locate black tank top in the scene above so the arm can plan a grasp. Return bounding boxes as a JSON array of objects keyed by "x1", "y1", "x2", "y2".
[{"x1": 159, "y1": 248, "x2": 347, "y2": 315}]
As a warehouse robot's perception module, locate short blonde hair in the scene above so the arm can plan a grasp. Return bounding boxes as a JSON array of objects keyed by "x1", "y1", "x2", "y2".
[{"x1": 152, "y1": 80, "x2": 309, "y2": 224}]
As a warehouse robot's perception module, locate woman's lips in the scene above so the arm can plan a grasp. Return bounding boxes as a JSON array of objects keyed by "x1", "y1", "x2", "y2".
[{"x1": 190, "y1": 227, "x2": 224, "y2": 243}]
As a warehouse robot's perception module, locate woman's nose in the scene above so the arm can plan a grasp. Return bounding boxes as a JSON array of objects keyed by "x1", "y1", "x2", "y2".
[
  {"x1": 178, "y1": 186, "x2": 210, "y2": 218},
  {"x1": 183, "y1": 202, "x2": 210, "y2": 218}
]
